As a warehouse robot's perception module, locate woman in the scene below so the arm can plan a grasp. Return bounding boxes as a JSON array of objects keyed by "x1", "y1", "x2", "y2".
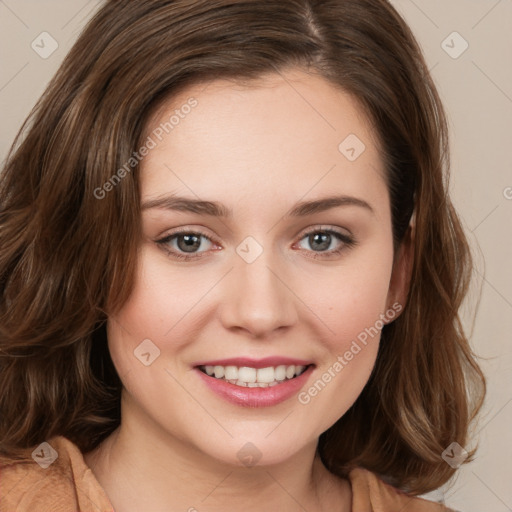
[{"x1": 0, "y1": 0, "x2": 485, "y2": 510}]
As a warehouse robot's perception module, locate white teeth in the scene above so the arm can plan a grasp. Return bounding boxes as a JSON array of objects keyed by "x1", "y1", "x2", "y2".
[
  {"x1": 213, "y1": 365, "x2": 225, "y2": 378},
  {"x1": 200, "y1": 363, "x2": 309, "y2": 387},
  {"x1": 224, "y1": 366, "x2": 238, "y2": 380},
  {"x1": 274, "y1": 365, "x2": 287, "y2": 381},
  {"x1": 238, "y1": 367, "x2": 256, "y2": 383},
  {"x1": 257, "y1": 367, "x2": 276, "y2": 383}
]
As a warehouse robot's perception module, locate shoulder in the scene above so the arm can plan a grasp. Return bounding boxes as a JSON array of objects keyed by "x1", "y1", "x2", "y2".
[
  {"x1": 0, "y1": 436, "x2": 113, "y2": 512},
  {"x1": 347, "y1": 467, "x2": 455, "y2": 512}
]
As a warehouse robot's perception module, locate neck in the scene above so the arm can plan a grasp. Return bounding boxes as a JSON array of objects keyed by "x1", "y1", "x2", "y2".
[{"x1": 84, "y1": 396, "x2": 351, "y2": 512}]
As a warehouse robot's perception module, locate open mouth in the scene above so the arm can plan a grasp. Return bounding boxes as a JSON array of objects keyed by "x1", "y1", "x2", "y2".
[{"x1": 197, "y1": 364, "x2": 312, "y2": 388}]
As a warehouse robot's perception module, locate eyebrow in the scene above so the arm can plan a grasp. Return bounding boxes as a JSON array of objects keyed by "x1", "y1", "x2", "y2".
[{"x1": 141, "y1": 194, "x2": 374, "y2": 217}]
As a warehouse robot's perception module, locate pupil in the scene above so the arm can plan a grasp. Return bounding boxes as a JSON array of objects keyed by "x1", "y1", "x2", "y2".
[
  {"x1": 178, "y1": 234, "x2": 201, "y2": 253},
  {"x1": 310, "y1": 232, "x2": 330, "y2": 251}
]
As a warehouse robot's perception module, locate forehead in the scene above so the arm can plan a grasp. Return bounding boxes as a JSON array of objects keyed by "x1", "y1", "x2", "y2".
[{"x1": 139, "y1": 69, "x2": 387, "y2": 212}]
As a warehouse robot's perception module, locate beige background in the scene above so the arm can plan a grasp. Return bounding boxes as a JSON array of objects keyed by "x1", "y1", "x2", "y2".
[{"x1": 1, "y1": 1, "x2": 511, "y2": 510}]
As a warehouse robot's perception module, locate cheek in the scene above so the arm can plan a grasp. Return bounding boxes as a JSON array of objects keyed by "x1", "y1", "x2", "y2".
[
  {"x1": 299, "y1": 238, "x2": 395, "y2": 351},
  {"x1": 109, "y1": 245, "x2": 211, "y2": 342},
  {"x1": 105, "y1": 248, "x2": 199, "y2": 378},
  {"x1": 291, "y1": 240, "x2": 394, "y2": 421},
  {"x1": 104, "y1": 249, "x2": 209, "y2": 429},
  {"x1": 328, "y1": 263, "x2": 392, "y2": 344}
]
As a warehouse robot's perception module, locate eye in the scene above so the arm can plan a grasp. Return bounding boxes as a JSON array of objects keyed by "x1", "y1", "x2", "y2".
[
  {"x1": 155, "y1": 226, "x2": 356, "y2": 262},
  {"x1": 155, "y1": 228, "x2": 219, "y2": 260},
  {"x1": 294, "y1": 227, "x2": 356, "y2": 259}
]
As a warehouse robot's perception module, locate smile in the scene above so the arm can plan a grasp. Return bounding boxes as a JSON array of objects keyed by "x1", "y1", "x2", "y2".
[
  {"x1": 198, "y1": 364, "x2": 309, "y2": 387},
  {"x1": 194, "y1": 359, "x2": 315, "y2": 407}
]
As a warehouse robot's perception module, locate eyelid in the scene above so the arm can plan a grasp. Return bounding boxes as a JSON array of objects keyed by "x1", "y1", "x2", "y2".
[
  {"x1": 159, "y1": 226, "x2": 217, "y2": 241},
  {"x1": 294, "y1": 224, "x2": 353, "y2": 241},
  {"x1": 155, "y1": 224, "x2": 356, "y2": 260}
]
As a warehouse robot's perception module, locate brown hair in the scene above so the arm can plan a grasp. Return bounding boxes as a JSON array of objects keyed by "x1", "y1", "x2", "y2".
[{"x1": 0, "y1": 0, "x2": 485, "y2": 494}]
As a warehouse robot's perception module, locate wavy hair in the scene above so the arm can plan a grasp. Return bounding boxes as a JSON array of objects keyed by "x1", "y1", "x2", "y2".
[{"x1": 0, "y1": 0, "x2": 485, "y2": 494}]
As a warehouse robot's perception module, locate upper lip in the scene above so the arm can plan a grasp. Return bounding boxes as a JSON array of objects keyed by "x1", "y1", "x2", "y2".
[{"x1": 193, "y1": 357, "x2": 314, "y2": 369}]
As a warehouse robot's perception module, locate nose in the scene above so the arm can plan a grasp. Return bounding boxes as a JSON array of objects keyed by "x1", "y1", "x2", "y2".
[{"x1": 218, "y1": 251, "x2": 298, "y2": 338}]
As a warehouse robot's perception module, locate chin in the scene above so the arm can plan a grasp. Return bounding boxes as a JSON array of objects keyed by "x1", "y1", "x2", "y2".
[{"x1": 189, "y1": 429, "x2": 314, "y2": 469}]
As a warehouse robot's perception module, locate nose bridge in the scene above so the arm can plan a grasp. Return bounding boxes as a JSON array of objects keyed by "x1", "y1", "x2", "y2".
[{"x1": 219, "y1": 242, "x2": 297, "y2": 336}]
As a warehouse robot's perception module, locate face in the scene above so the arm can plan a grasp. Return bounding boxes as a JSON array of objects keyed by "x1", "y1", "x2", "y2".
[{"x1": 106, "y1": 68, "x2": 408, "y2": 467}]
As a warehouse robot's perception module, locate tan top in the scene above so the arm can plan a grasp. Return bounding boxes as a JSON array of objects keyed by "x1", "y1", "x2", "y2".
[{"x1": 0, "y1": 436, "x2": 453, "y2": 511}]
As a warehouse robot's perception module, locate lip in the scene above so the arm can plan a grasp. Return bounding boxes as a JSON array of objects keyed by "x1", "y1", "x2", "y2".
[
  {"x1": 192, "y1": 356, "x2": 313, "y2": 369},
  {"x1": 194, "y1": 364, "x2": 315, "y2": 408}
]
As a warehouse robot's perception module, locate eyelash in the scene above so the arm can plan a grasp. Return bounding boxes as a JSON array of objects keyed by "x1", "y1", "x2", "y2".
[{"x1": 155, "y1": 226, "x2": 357, "y2": 261}]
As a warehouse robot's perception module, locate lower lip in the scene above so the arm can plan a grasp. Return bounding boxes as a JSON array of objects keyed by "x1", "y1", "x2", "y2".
[{"x1": 195, "y1": 366, "x2": 315, "y2": 407}]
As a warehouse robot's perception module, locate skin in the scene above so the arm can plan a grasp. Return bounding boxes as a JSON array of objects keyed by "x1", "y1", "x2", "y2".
[{"x1": 84, "y1": 68, "x2": 411, "y2": 512}]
